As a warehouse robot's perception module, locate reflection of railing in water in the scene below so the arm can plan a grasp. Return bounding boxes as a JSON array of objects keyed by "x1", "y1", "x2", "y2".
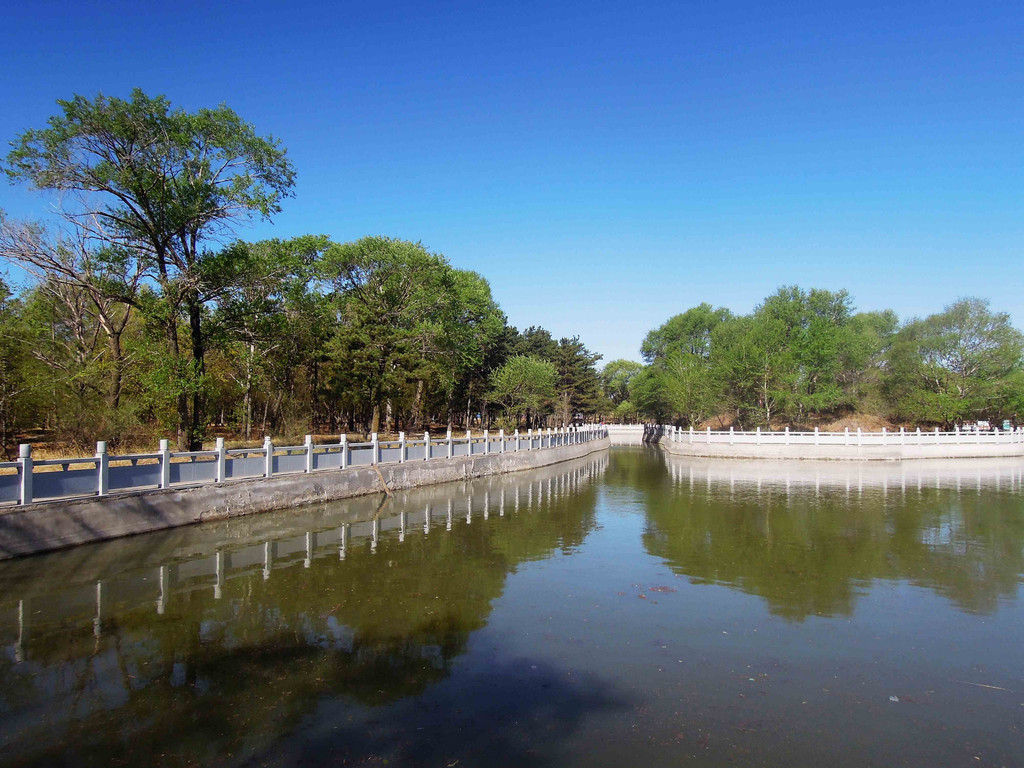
[
  {"x1": 1, "y1": 425, "x2": 608, "y2": 506},
  {"x1": 663, "y1": 455, "x2": 1024, "y2": 496},
  {"x1": 7, "y1": 456, "x2": 608, "y2": 661}
]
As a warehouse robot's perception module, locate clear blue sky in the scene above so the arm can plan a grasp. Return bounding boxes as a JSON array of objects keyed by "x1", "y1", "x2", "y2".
[{"x1": 2, "y1": 0, "x2": 1021, "y2": 363}]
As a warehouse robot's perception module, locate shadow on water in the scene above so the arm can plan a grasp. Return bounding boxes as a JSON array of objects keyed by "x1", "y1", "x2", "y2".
[
  {"x1": 254, "y1": 659, "x2": 625, "y2": 768},
  {"x1": 614, "y1": 447, "x2": 1024, "y2": 619},
  {"x1": 0, "y1": 456, "x2": 620, "y2": 767}
]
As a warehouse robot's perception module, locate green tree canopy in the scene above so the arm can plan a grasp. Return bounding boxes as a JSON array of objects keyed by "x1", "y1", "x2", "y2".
[
  {"x1": 4, "y1": 89, "x2": 296, "y2": 448},
  {"x1": 884, "y1": 298, "x2": 1023, "y2": 426},
  {"x1": 488, "y1": 355, "x2": 557, "y2": 428}
]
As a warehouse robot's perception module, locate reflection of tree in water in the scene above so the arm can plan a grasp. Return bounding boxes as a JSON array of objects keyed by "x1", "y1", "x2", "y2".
[
  {"x1": 1, "y1": 481, "x2": 600, "y2": 767},
  {"x1": 619, "y1": 451, "x2": 1024, "y2": 620}
]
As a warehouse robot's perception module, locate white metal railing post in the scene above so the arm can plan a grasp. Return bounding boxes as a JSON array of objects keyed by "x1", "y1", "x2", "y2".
[
  {"x1": 18, "y1": 444, "x2": 32, "y2": 505},
  {"x1": 217, "y1": 437, "x2": 227, "y2": 482},
  {"x1": 424, "y1": 431, "x2": 430, "y2": 461},
  {"x1": 845, "y1": 427, "x2": 850, "y2": 446},
  {"x1": 916, "y1": 427, "x2": 921, "y2": 445},
  {"x1": 955, "y1": 424, "x2": 960, "y2": 439},
  {"x1": 528, "y1": 428, "x2": 533, "y2": 449},
  {"x1": 547, "y1": 427, "x2": 552, "y2": 447},
  {"x1": 264, "y1": 436, "x2": 274, "y2": 477},
  {"x1": 96, "y1": 441, "x2": 109, "y2": 496},
  {"x1": 515, "y1": 429, "x2": 521, "y2": 451},
  {"x1": 729, "y1": 426, "x2": 734, "y2": 445},
  {"x1": 484, "y1": 430, "x2": 490, "y2": 455},
  {"x1": 447, "y1": 429, "x2": 453, "y2": 459},
  {"x1": 399, "y1": 431, "x2": 406, "y2": 463},
  {"x1": 340, "y1": 435, "x2": 349, "y2": 469},
  {"x1": 500, "y1": 428, "x2": 505, "y2": 453},
  {"x1": 756, "y1": 426, "x2": 761, "y2": 445},
  {"x1": 689, "y1": 426, "x2": 694, "y2": 444},
  {"x1": 159, "y1": 439, "x2": 171, "y2": 488},
  {"x1": 706, "y1": 426, "x2": 711, "y2": 444},
  {"x1": 814, "y1": 426, "x2": 819, "y2": 445},
  {"x1": 900, "y1": 426, "x2": 905, "y2": 446},
  {"x1": 857, "y1": 427, "x2": 862, "y2": 446},
  {"x1": 304, "y1": 435, "x2": 314, "y2": 473},
  {"x1": 785, "y1": 426, "x2": 790, "y2": 446},
  {"x1": 881, "y1": 427, "x2": 886, "y2": 445},
  {"x1": 371, "y1": 433, "x2": 379, "y2": 464},
  {"x1": 934, "y1": 427, "x2": 939, "y2": 443}
]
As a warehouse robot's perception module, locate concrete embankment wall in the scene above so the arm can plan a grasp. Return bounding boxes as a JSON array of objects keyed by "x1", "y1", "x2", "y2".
[
  {"x1": 0, "y1": 437, "x2": 610, "y2": 560},
  {"x1": 651, "y1": 436, "x2": 1024, "y2": 461}
]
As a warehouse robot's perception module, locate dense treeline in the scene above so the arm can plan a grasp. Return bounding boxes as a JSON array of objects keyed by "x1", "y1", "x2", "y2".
[
  {"x1": 603, "y1": 288, "x2": 1024, "y2": 429},
  {"x1": 0, "y1": 90, "x2": 603, "y2": 454}
]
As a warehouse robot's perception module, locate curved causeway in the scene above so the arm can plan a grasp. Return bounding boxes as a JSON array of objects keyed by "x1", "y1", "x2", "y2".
[{"x1": 645, "y1": 425, "x2": 1024, "y2": 461}]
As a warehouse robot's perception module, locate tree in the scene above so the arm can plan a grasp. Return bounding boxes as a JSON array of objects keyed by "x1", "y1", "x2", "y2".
[
  {"x1": 711, "y1": 313, "x2": 794, "y2": 427},
  {"x1": 641, "y1": 303, "x2": 732, "y2": 362},
  {"x1": 442, "y1": 270, "x2": 509, "y2": 431},
  {"x1": 0, "y1": 214, "x2": 143, "y2": 412},
  {"x1": 0, "y1": 279, "x2": 32, "y2": 455},
  {"x1": 884, "y1": 298, "x2": 1023, "y2": 426},
  {"x1": 551, "y1": 337, "x2": 603, "y2": 425},
  {"x1": 661, "y1": 352, "x2": 719, "y2": 427},
  {"x1": 488, "y1": 355, "x2": 557, "y2": 428},
  {"x1": 321, "y1": 236, "x2": 455, "y2": 434},
  {"x1": 4, "y1": 89, "x2": 295, "y2": 448},
  {"x1": 212, "y1": 236, "x2": 331, "y2": 439},
  {"x1": 600, "y1": 359, "x2": 643, "y2": 417}
]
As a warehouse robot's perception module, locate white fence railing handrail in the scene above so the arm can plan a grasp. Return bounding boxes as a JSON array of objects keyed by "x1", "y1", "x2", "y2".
[
  {"x1": 644, "y1": 424, "x2": 1024, "y2": 446},
  {"x1": 4, "y1": 425, "x2": 608, "y2": 507}
]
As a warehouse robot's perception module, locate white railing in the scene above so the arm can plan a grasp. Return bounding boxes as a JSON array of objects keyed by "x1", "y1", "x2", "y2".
[
  {"x1": 2, "y1": 425, "x2": 608, "y2": 507},
  {"x1": 645, "y1": 424, "x2": 1024, "y2": 447}
]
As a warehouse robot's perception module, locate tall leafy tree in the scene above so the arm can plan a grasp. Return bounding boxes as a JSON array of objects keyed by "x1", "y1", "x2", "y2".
[
  {"x1": 4, "y1": 89, "x2": 295, "y2": 448},
  {"x1": 884, "y1": 298, "x2": 1023, "y2": 426},
  {"x1": 601, "y1": 359, "x2": 643, "y2": 409},
  {"x1": 641, "y1": 303, "x2": 731, "y2": 362},
  {"x1": 489, "y1": 355, "x2": 557, "y2": 428},
  {"x1": 322, "y1": 236, "x2": 455, "y2": 434},
  {"x1": 551, "y1": 336, "x2": 603, "y2": 425}
]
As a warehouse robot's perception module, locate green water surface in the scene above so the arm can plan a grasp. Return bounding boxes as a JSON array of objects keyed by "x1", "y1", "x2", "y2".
[{"x1": 1, "y1": 448, "x2": 1022, "y2": 767}]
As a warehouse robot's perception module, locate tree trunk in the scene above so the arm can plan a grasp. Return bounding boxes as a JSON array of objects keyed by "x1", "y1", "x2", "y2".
[
  {"x1": 370, "y1": 403, "x2": 381, "y2": 435},
  {"x1": 186, "y1": 297, "x2": 206, "y2": 450},
  {"x1": 165, "y1": 317, "x2": 189, "y2": 451},
  {"x1": 410, "y1": 379, "x2": 424, "y2": 431},
  {"x1": 106, "y1": 330, "x2": 123, "y2": 411},
  {"x1": 243, "y1": 343, "x2": 254, "y2": 441}
]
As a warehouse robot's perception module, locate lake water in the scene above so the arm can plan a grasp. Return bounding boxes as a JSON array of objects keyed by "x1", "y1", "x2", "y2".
[{"x1": 1, "y1": 448, "x2": 1022, "y2": 767}]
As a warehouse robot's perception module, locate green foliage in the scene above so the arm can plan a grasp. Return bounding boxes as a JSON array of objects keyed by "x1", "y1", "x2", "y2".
[
  {"x1": 488, "y1": 355, "x2": 557, "y2": 426},
  {"x1": 4, "y1": 89, "x2": 296, "y2": 448},
  {"x1": 641, "y1": 303, "x2": 731, "y2": 362},
  {"x1": 631, "y1": 288, "x2": 1020, "y2": 429},
  {"x1": 883, "y1": 298, "x2": 1023, "y2": 425},
  {"x1": 601, "y1": 359, "x2": 643, "y2": 406}
]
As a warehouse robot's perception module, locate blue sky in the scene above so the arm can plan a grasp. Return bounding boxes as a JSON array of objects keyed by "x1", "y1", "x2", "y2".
[{"x1": 2, "y1": 0, "x2": 1021, "y2": 363}]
